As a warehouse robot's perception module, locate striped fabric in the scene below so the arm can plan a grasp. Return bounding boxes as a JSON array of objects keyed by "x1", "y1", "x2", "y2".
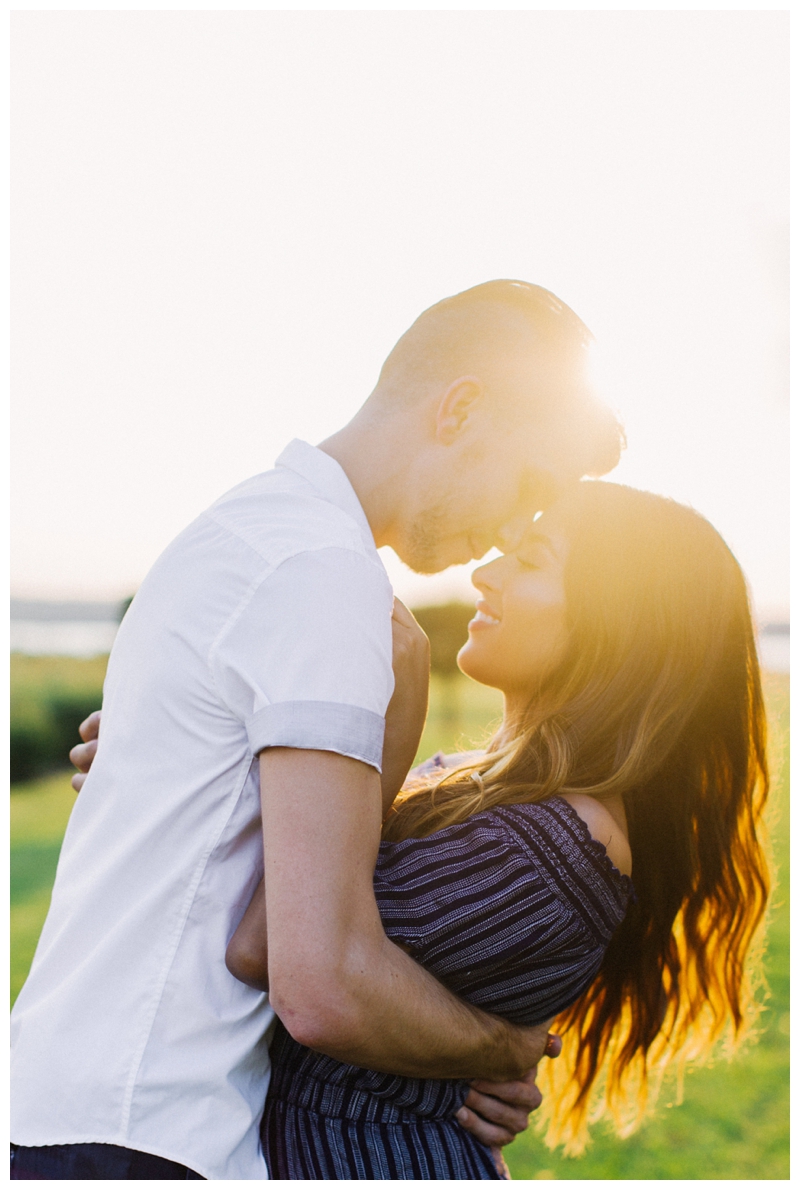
[{"x1": 262, "y1": 796, "x2": 633, "y2": 1180}]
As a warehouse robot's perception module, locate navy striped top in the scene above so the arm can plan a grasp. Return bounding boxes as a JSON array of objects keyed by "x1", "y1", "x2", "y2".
[
  {"x1": 374, "y1": 793, "x2": 633, "y2": 1027},
  {"x1": 264, "y1": 763, "x2": 633, "y2": 1131}
]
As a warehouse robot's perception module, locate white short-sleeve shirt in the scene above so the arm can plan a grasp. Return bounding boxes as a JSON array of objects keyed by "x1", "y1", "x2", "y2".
[{"x1": 10, "y1": 440, "x2": 395, "y2": 1180}]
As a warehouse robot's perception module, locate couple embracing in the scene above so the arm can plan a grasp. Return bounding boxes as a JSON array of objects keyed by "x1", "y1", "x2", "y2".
[{"x1": 11, "y1": 281, "x2": 769, "y2": 1180}]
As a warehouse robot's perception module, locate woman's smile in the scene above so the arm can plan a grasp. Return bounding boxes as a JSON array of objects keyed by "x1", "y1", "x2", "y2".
[
  {"x1": 458, "y1": 510, "x2": 570, "y2": 699},
  {"x1": 468, "y1": 601, "x2": 502, "y2": 629}
]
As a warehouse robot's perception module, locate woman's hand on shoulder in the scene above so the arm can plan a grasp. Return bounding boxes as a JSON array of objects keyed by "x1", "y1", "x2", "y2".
[
  {"x1": 380, "y1": 600, "x2": 430, "y2": 816},
  {"x1": 559, "y1": 793, "x2": 632, "y2": 877}
]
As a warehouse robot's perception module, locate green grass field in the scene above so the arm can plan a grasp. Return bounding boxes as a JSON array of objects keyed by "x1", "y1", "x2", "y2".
[{"x1": 10, "y1": 666, "x2": 788, "y2": 1178}]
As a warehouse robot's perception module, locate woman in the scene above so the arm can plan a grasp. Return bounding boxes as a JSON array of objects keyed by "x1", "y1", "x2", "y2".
[{"x1": 227, "y1": 481, "x2": 770, "y2": 1178}]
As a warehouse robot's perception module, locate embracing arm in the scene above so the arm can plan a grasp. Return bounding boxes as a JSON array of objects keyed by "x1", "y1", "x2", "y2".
[
  {"x1": 72, "y1": 609, "x2": 553, "y2": 1135},
  {"x1": 256, "y1": 746, "x2": 553, "y2": 1082},
  {"x1": 70, "y1": 716, "x2": 545, "y2": 1081},
  {"x1": 225, "y1": 875, "x2": 268, "y2": 990}
]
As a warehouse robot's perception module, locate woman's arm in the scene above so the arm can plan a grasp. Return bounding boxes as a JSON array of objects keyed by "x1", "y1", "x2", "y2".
[
  {"x1": 377, "y1": 599, "x2": 430, "y2": 815},
  {"x1": 226, "y1": 875, "x2": 268, "y2": 990}
]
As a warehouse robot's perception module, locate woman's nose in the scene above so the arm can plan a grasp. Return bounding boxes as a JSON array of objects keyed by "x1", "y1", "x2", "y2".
[{"x1": 471, "y1": 556, "x2": 505, "y2": 594}]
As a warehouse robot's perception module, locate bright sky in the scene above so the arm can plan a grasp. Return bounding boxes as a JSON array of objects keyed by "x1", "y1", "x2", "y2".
[{"x1": 11, "y1": 11, "x2": 789, "y2": 618}]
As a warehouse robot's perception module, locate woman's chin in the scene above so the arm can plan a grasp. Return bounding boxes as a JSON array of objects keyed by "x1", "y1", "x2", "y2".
[{"x1": 457, "y1": 644, "x2": 501, "y2": 689}]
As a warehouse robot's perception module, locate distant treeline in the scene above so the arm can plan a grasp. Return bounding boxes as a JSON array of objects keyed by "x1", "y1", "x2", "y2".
[
  {"x1": 9, "y1": 603, "x2": 475, "y2": 786},
  {"x1": 11, "y1": 693, "x2": 103, "y2": 784},
  {"x1": 10, "y1": 656, "x2": 107, "y2": 785},
  {"x1": 411, "y1": 603, "x2": 474, "y2": 677}
]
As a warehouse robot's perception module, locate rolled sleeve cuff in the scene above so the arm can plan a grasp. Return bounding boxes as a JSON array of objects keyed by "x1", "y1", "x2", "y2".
[{"x1": 246, "y1": 701, "x2": 385, "y2": 772}]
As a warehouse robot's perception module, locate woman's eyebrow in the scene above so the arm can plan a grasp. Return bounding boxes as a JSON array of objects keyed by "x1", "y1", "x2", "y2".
[{"x1": 518, "y1": 532, "x2": 557, "y2": 560}]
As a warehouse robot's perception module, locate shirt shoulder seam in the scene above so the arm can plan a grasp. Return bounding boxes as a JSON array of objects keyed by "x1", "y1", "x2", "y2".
[
  {"x1": 202, "y1": 503, "x2": 372, "y2": 565},
  {"x1": 205, "y1": 540, "x2": 390, "y2": 718}
]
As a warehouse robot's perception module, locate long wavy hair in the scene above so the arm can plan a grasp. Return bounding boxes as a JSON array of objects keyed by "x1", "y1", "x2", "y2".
[{"x1": 383, "y1": 482, "x2": 770, "y2": 1151}]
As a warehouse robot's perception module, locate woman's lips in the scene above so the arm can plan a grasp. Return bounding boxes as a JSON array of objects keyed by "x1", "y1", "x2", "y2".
[{"x1": 468, "y1": 601, "x2": 502, "y2": 630}]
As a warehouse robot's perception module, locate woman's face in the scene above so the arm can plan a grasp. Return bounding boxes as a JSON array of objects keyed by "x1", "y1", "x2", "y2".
[{"x1": 457, "y1": 508, "x2": 570, "y2": 697}]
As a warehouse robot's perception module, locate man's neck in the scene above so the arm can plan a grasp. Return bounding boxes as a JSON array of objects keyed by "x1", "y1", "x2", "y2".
[{"x1": 318, "y1": 414, "x2": 412, "y2": 551}]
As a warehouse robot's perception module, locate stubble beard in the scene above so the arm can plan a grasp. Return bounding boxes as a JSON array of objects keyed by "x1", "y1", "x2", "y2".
[{"x1": 401, "y1": 505, "x2": 455, "y2": 575}]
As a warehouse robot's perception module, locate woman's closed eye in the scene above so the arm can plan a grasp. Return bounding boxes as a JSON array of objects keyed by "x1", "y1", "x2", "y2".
[
  {"x1": 514, "y1": 532, "x2": 558, "y2": 571},
  {"x1": 515, "y1": 547, "x2": 548, "y2": 570}
]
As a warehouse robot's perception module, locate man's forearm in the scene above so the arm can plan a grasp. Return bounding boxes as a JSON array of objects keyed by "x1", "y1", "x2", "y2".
[
  {"x1": 270, "y1": 916, "x2": 549, "y2": 1082},
  {"x1": 262, "y1": 747, "x2": 551, "y2": 1083},
  {"x1": 230, "y1": 869, "x2": 550, "y2": 1082}
]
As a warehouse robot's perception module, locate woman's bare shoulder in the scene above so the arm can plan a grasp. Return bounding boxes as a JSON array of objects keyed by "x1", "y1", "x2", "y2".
[{"x1": 558, "y1": 793, "x2": 633, "y2": 877}]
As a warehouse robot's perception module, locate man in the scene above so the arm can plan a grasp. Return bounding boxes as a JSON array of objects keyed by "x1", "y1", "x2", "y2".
[{"x1": 11, "y1": 280, "x2": 623, "y2": 1179}]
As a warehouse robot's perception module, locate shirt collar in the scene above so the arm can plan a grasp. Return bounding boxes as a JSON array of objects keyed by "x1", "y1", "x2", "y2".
[{"x1": 275, "y1": 439, "x2": 376, "y2": 548}]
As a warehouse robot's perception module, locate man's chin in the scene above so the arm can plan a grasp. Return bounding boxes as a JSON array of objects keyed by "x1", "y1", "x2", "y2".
[
  {"x1": 406, "y1": 558, "x2": 448, "y2": 576},
  {"x1": 403, "y1": 551, "x2": 468, "y2": 576},
  {"x1": 397, "y1": 528, "x2": 473, "y2": 575}
]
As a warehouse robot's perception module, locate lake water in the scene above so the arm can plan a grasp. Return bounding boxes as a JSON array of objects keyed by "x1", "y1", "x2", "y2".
[
  {"x1": 757, "y1": 630, "x2": 790, "y2": 674},
  {"x1": 11, "y1": 620, "x2": 120, "y2": 657},
  {"x1": 10, "y1": 617, "x2": 790, "y2": 672}
]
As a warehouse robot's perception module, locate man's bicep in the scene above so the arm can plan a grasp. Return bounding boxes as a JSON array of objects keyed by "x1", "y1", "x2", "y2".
[
  {"x1": 259, "y1": 748, "x2": 385, "y2": 962},
  {"x1": 212, "y1": 549, "x2": 395, "y2": 770}
]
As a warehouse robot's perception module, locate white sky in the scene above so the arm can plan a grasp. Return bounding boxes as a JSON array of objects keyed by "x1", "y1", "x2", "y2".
[{"x1": 11, "y1": 11, "x2": 789, "y2": 617}]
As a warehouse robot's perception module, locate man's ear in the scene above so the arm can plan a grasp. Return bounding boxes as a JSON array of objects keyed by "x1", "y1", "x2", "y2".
[{"x1": 434, "y1": 377, "x2": 484, "y2": 445}]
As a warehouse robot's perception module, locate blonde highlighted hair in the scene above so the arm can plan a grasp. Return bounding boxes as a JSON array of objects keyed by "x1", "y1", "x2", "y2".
[{"x1": 384, "y1": 483, "x2": 770, "y2": 1151}]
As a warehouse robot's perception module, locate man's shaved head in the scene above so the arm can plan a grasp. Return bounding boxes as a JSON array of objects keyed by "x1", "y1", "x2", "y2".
[
  {"x1": 373, "y1": 279, "x2": 623, "y2": 479},
  {"x1": 326, "y1": 279, "x2": 626, "y2": 574},
  {"x1": 380, "y1": 279, "x2": 592, "y2": 388}
]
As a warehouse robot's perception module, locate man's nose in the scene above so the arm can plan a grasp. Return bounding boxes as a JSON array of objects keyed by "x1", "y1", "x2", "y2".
[{"x1": 494, "y1": 515, "x2": 533, "y2": 554}]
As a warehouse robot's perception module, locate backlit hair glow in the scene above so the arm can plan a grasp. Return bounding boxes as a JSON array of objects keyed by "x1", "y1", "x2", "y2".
[{"x1": 384, "y1": 483, "x2": 770, "y2": 1151}]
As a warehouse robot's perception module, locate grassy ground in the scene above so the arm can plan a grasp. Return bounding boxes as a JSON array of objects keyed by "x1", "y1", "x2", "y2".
[
  {"x1": 10, "y1": 668, "x2": 788, "y2": 1178},
  {"x1": 10, "y1": 652, "x2": 109, "y2": 696},
  {"x1": 10, "y1": 772, "x2": 81, "y2": 1008}
]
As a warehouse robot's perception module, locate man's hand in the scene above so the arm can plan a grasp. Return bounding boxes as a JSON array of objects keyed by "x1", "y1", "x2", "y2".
[
  {"x1": 69, "y1": 711, "x2": 102, "y2": 792},
  {"x1": 460, "y1": 1069, "x2": 543, "y2": 1147},
  {"x1": 380, "y1": 599, "x2": 430, "y2": 815},
  {"x1": 457, "y1": 1032, "x2": 560, "y2": 1146}
]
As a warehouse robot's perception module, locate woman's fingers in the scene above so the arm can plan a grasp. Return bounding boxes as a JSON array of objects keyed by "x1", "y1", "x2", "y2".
[
  {"x1": 390, "y1": 600, "x2": 429, "y2": 668},
  {"x1": 79, "y1": 710, "x2": 102, "y2": 743},
  {"x1": 391, "y1": 597, "x2": 418, "y2": 628},
  {"x1": 69, "y1": 737, "x2": 98, "y2": 774},
  {"x1": 69, "y1": 713, "x2": 102, "y2": 792},
  {"x1": 69, "y1": 711, "x2": 102, "y2": 792}
]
